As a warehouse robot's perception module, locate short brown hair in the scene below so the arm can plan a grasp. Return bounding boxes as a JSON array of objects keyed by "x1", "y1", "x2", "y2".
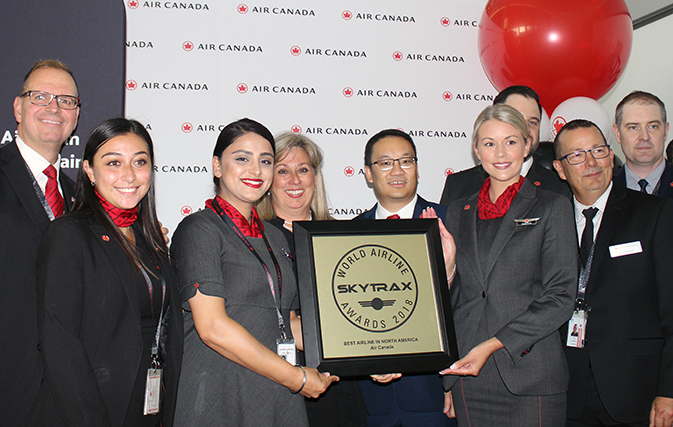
[
  {"x1": 615, "y1": 91, "x2": 666, "y2": 128},
  {"x1": 21, "y1": 59, "x2": 79, "y2": 96}
]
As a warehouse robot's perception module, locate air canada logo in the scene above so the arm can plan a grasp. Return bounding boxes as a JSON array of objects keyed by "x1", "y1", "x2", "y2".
[
  {"x1": 343, "y1": 87, "x2": 353, "y2": 98},
  {"x1": 246, "y1": 6, "x2": 315, "y2": 16},
  {"x1": 237, "y1": 3, "x2": 248, "y2": 13},
  {"x1": 141, "y1": 2, "x2": 210, "y2": 10},
  {"x1": 443, "y1": 91, "x2": 453, "y2": 101},
  {"x1": 333, "y1": 245, "x2": 418, "y2": 332},
  {"x1": 128, "y1": 0, "x2": 139, "y2": 9},
  {"x1": 342, "y1": 10, "x2": 352, "y2": 20},
  {"x1": 183, "y1": 41, "x2": 194, "y2": 51},
  {"x1": 237, "y1": 83, "x2": 248, "y2": 93},
  {"x1": 392, "y1": 51, "x2": 403, "y2": 61},
  {"x1": 301, "y1": 47, "x2": 367, "y2": 58},
  {"x1": 290, "y1": 45, "x2": 301, "y2": 56},
  {"x1": 181, "y1": 206, "x2": 193, "y2": 216},
  {"x1": 445, "y1": 168, "x2": 454, "y2": 176},
  {"x1": 355, "y1": 89, "x2": 418, "y2": 99},
  {"x1": 291, "y1": 125, "x2": 302, "y2": 133},
  {"x1": 181, "y1": 122, "x2": 193, "y2": 133},
  {"x1": 126, "y1": 80, "x2": 138, "y2": 91},
  {"x1": 236, "y1": 83, "x2": 316, "y2": 95},
  {"x1": 440, "y1": 17, "x2": 450, "y2": 27},
  {"x1": 352, "y1": 12, "x2": 416, "y2": 23},
  {"x1": 552, "y1": 117, "x2": 567, "y2": 137},
  {"x1": 344, "y1": 166, "x2": 355, "y2": 177}
]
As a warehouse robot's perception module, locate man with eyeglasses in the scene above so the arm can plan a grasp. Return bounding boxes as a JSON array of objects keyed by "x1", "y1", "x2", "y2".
[
  {"x1": 354, "y1": 129, "x2": 454, "y2": 427},
  {"x1": 552, "y1": 119, "x2": 673, "y2": 427},
  {"x1": 0, "y1": 59, "x2": 80, "y2": 425},
  {"x1": 613, "y1": 91, "x2": 673, "y2": 198}
]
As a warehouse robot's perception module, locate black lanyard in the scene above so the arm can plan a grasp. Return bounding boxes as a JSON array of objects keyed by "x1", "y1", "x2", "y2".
[{"x1": 210, "y1": 198, "x2": 287, "y2": 334}]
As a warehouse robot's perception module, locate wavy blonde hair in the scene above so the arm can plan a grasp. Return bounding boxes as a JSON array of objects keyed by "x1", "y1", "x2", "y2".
[{"x1": 256, "y1": 132, "x2": 333, "y2": 221}]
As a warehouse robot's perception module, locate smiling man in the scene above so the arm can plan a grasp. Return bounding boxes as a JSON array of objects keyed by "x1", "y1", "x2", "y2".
[
  {"x1": 355, "y1": 129, "x2": 453, "y2": 427},
  {"x1": 613, "y1": 91, "x2": 673, "y2": 198},
  {"x1": 0, "y1": 60, "x2": 80, "y2": 425},
  {"x1": 553, "y1": 119, "x2": 673, "y2": 426}
]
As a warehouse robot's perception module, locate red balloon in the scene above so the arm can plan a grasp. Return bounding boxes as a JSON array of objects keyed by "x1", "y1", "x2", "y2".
[{"x1": 478, "y1": 0, "x2": 632, "y2": 113}]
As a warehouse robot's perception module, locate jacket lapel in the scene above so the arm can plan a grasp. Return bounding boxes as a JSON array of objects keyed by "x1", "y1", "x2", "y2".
[
  {"x1": 481, "y1": 180, "x2": 537, "y2": 284},
  {"x1": 87, "y1": 216, "x2": 142, "y2": 332},
  {"x1": 0, "y1": 141, "x2": 51, "y2": 232},
  {"x1": 456, "y1": 193, "x2": 485, "y2": 286}
]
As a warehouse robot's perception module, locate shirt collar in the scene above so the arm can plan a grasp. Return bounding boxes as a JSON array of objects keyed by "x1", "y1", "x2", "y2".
[
  {"x1": 520, "y1": 156, "x2": 534, "y2": 177},
  {"x1": 375, "y1": 194, "x2": 418, "y2": 219},
  {"x1": 573, "y1": 182, "x2": 612, "y2": 217},
  {"x1": 624, "y1": 160, "x2": 665, "y2": 193},
  {"x1": 15, "y1": 134, "x2": 61, "y2": 180}
]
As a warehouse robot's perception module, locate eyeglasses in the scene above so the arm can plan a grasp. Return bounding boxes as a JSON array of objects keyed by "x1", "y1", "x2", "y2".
[
  {"x1": 559, "y1": 145, "x2": 610, "y2": 165},
  {"x1": 369, "y1": 157, "x2": 417, "y2": 171},
  {"x1": 21, "y1": 91, "x2": 80, "y2": 110}
]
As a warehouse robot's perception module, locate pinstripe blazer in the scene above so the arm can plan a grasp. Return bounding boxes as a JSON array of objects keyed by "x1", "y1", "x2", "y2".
[{"x1": 443, "y1": 179, "x2": 578, "y2": 395}]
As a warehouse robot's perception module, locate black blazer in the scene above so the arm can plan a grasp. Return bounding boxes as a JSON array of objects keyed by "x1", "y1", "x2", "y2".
[
  {"x1": 27, "y1": 213, "x2": 183, "y2": 427},
  {"x1": 565, "y1": 185, "x2": 673, "y2": 423},
  {"x1": 0, "y1": 140, "x2": 75, "y2": 426},
  {"x1": 439, "y1": 160, "x2": 570, "y2": 207},
  {"x1": 613, "y1": 161, "x2": 673, "y2": 199},
  {"x1": 354, "y1": 195, "x2": 449, "y2": 415}
]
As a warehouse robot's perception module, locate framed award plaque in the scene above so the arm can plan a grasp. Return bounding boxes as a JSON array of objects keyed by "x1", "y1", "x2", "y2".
[{"x1": 293, "y1": 219, "x2": 458, "y2": 377}]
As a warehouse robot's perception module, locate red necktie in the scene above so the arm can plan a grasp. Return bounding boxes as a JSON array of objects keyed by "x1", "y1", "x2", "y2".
[
  {"x1": 386, "y1": 214, "x2": 400, "y2": 219},
  {"x1": 43, "y1": 165, "x2": 64, "y2": 218}
]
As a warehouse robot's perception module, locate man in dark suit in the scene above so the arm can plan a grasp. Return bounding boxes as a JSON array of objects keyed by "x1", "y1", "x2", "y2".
[
  {"x1": 0, "y1": 60, "x2": 79, "y2": 425},
  {"x1": 440, "y1": 85, "x2": 570, "y2": 205},
  {"x1": 553, "y1": 119, "x2": 673, "y2": 426},
  {"x1": 355, "y1": 129, "x2": 453, "y2": 427},
  {"x1": 612, "y1": 91, "x2": 673, "y2": 198}
]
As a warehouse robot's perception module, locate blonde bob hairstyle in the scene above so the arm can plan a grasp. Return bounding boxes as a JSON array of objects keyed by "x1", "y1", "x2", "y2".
[
  {"x1": 256, "y1": 132, "x2": 333, "y2": 221},
  {"x1": 472, "y1": 104, "x2": 531, "y2": 149}
]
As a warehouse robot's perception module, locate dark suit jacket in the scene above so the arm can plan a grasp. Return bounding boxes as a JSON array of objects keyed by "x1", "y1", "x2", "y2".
[
  {"x1": 354, "y1": 195, "x2": 449, "y2": 415},
  {"x1": 613, "y1": 161, "x2": 673, "y2": 199},
  {"x1": 439, "y1": 160, "x2": 571, "y2": 206},
  {"x1": 565, "y1": 185, "x2": 673, "y2": 423},
  {"x1": 0, "y1": 140, "x2": 75, "y2": 426},
  {"x1": 27, "y1": 213, "x2": 183, "y2": 427},
  {"x1": 443, "y1": 180, "x2": 578, "y2": 396}
]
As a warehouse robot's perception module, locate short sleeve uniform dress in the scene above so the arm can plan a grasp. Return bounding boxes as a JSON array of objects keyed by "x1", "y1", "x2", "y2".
[{"x1": 171, "y1": 209, "x2": 307, "y2": 427}]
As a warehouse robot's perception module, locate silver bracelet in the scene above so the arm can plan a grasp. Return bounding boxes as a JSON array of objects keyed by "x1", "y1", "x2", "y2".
[{"x1": 291, "y1": 365, "x2": 306, "y2": 394}]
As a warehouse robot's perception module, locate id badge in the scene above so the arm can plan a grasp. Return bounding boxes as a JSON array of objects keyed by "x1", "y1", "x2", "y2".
[
  {"x1": 566, "y1": 310, "x2": 587, "y2": 348},
  {"x1": 143, "y1": 368, "x2": 163, "y2": 415},
  {"x1": 277, "y1": 337, "x2": 296, "y2": 366}
]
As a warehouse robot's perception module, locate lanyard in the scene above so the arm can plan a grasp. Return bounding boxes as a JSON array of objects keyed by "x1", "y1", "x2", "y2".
[
  {"x1": 140, "y1": 266, "x2": 166, "y2": 368},
  {"x1": 576, "y1": 244, "x2": 594, "y2": 310},
  {"x1": 22, "y1": 160, "x2": 56, "y2": 220},
  {"x1": 210, "y1": 198, "x2": 287, "y2": 336}
]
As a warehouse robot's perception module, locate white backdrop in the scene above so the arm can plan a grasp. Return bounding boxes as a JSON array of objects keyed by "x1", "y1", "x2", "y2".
[{"x1": 124, "y1": 0, "x2": 503, "y2": 233}]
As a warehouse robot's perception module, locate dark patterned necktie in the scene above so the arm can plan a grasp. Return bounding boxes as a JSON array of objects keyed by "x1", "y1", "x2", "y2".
[
  {"x1": 580, "y1": 208, "x2": 598, "y2": 267},
  {"x1": 638, "y1": 179, "x2": 649, "y2": 193}
]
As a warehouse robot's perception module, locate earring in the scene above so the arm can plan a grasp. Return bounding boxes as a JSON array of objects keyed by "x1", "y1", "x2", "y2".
[{"x1": 91, "y1": 180, "x2": 95, "y2": 186}]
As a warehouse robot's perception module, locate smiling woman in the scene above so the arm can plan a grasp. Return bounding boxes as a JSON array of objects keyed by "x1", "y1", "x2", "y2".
[{"x1": 171, "y1": 119, "x2": 338, "y2": 427}]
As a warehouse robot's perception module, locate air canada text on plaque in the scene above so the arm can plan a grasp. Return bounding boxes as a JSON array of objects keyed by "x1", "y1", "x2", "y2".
[{"x1": 332, "y1": 244, "x2": 418, "y2": 332}]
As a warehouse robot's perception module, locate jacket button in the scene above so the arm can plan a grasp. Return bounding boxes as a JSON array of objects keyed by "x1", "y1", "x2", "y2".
[{"x1": 481, "y1": 291, "x2": 486, "y2": 298}]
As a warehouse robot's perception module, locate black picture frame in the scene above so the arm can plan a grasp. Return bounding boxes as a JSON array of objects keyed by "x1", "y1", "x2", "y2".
[{"x1": 294, "y1": 219, "x2": 458, "y2": 377}]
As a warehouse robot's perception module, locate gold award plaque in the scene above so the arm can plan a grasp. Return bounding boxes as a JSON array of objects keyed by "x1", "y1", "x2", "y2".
[{"x1": 312, "y1": 234, "x2": 444, "y2": 359}]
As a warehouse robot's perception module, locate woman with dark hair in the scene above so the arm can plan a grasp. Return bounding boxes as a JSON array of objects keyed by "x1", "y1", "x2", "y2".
[
  {"x1": 172, "y1": 118, "x2": 337, "y2": 426},
  {"x1": 28, "y1": 118, "x2": 183, "y2": 426}
]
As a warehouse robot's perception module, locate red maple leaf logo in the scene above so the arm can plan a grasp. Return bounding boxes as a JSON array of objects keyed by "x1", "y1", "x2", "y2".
[
  {"x1": 237, "y1": 83, "x2": 248, "y2": 94},
  {"x1": 291, "y1": 125, "x2": 302, "y2": 133},
  {"x1": 392, "y1": 51, "x2": 403, "y2": 61},
  {"x1": 126, "y1": 80, "x2": 137, "y2": 91},
  {"x1": 440, "y1": 17, "x2": 450, "y2": 27},
  {"x1": 343, "y1": 87, "x2": 353, "y2": 98},
  {"x1": 290, "y1": 45, "x2": 301, "y2": 56},
  {"x1": 183, "y1": 41, "x2": 194, "y2": 51},
  {"x1": 181, "y1": 205, "x2": 193, "y2": 216},
  {"x1": 128, "y1": 0, "x2": 139, "y2": 9},
  {"x1": 553, "y1": 117, "x2": 566, "y2": 135},
  {"x1": 237, "y1": 4, "x2": 248, "y2": 13},
  {"x1": 182, "y1": 122, "x2": 193, "y2": 133},
  {"x1": 445, "y1": 168, "x2": 454, "y2": 176},
  {"x1": 442, "y1": 91, "x2": 453, "y2": 101},
  {"x1": 342, "y1": 10, "x2": 352, "y2": 20},
  {"x1": 344, "y1": 166, "x2": 355, "y2": 177}
]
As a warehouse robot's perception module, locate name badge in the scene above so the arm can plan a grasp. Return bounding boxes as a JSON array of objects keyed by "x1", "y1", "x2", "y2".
[
  {"x1": 143, "y1": 368, "x2": 163, "y2": 415},
  {"x1": 609, "y1": 241, "x2": 642, "y2": 258},
  {"x1": 277, "y1": 337, "x2": 297, "y2": 366},
  {"x1": 566, "y1": 310, "x2": 587, "y2": 348}
]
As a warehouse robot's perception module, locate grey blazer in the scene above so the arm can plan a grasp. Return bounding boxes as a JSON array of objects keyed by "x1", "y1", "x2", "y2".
[{"x1": 443, "y1": 179, "x2": 578, "y2": 395}]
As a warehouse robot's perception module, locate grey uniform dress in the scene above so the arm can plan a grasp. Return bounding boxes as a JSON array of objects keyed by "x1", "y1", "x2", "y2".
[{"x1": 171, "y1": 209, "x2": 308, "y2": 427}]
